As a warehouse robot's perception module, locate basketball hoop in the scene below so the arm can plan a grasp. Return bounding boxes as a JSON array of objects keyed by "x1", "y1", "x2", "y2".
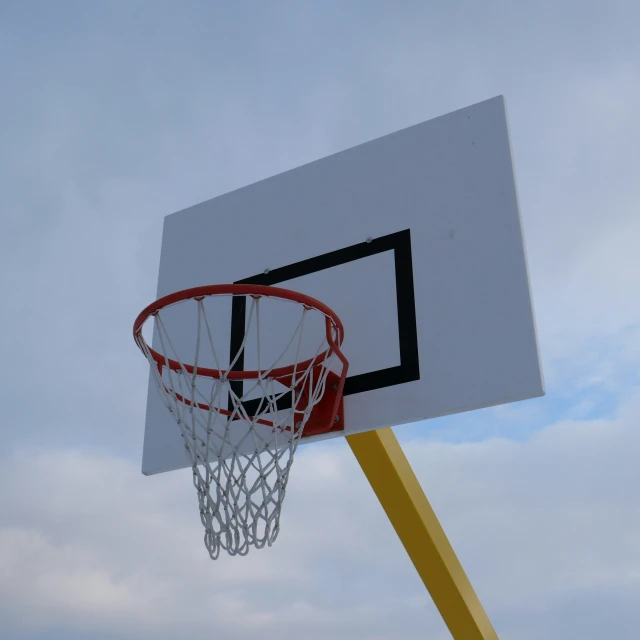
[{"x1": 134, "y1": 284, "x2": 348, "y2": 558}]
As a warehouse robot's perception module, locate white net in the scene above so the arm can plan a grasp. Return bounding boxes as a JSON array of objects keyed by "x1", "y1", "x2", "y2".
[{"x1": 137, "y1": 291, "x2": 343, "y2": 559}]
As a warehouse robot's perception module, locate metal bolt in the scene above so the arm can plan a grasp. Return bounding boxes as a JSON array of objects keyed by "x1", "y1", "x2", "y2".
[
  {"x1": 366, "y1": 237, "x2": 373, "y2": 243},
  {"x1": 264, "y1": 268, "x2": 270, "y2": 274},
  {"x1": 334, "y1": 415, "x2": 340, "y2": 423}
]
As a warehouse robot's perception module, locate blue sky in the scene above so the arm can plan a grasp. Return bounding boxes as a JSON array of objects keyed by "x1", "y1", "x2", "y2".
[{"x1": 1, "y1": 2, "x2": 639, "y2": 639}]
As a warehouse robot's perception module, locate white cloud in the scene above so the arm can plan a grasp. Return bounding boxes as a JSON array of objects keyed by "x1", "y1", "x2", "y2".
[{"x1": 2, "y1": 388, "x2": 639, "y2": 638}]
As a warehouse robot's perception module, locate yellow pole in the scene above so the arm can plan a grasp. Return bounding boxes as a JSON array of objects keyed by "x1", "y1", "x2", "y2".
[{"x1": 346, "y1": 428, "x2": 499, "y2": 640}]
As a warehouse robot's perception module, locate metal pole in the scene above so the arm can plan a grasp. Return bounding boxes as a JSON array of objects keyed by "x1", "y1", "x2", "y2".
[{"x1": 346, "y1": 427, "x2": 499, "y2": 640}]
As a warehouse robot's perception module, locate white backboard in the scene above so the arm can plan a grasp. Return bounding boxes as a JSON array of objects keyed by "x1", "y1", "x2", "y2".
[{"x1": 141, "y1": 95, "x2": 544, "y2": 476}]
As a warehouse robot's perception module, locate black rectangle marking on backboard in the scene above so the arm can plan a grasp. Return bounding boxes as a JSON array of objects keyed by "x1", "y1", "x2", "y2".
[{"x1": 229, "y1": 229, "x2": 419, "y2": 415}]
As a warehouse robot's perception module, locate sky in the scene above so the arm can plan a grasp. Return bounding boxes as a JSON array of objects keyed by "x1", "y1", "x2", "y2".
[{"x1": 1, "y1": 1, "x2": 639, "y2": 638}]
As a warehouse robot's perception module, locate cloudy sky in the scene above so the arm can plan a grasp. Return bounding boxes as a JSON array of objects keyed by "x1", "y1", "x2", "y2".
[{"x1": 1, "y1": 1, "x2": 639, "y2": 638}]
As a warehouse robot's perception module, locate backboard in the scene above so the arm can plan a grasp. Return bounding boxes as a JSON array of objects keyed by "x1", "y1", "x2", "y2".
[{"x1": 140, "y1": 95, "x2": 544, "y2": 476}]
